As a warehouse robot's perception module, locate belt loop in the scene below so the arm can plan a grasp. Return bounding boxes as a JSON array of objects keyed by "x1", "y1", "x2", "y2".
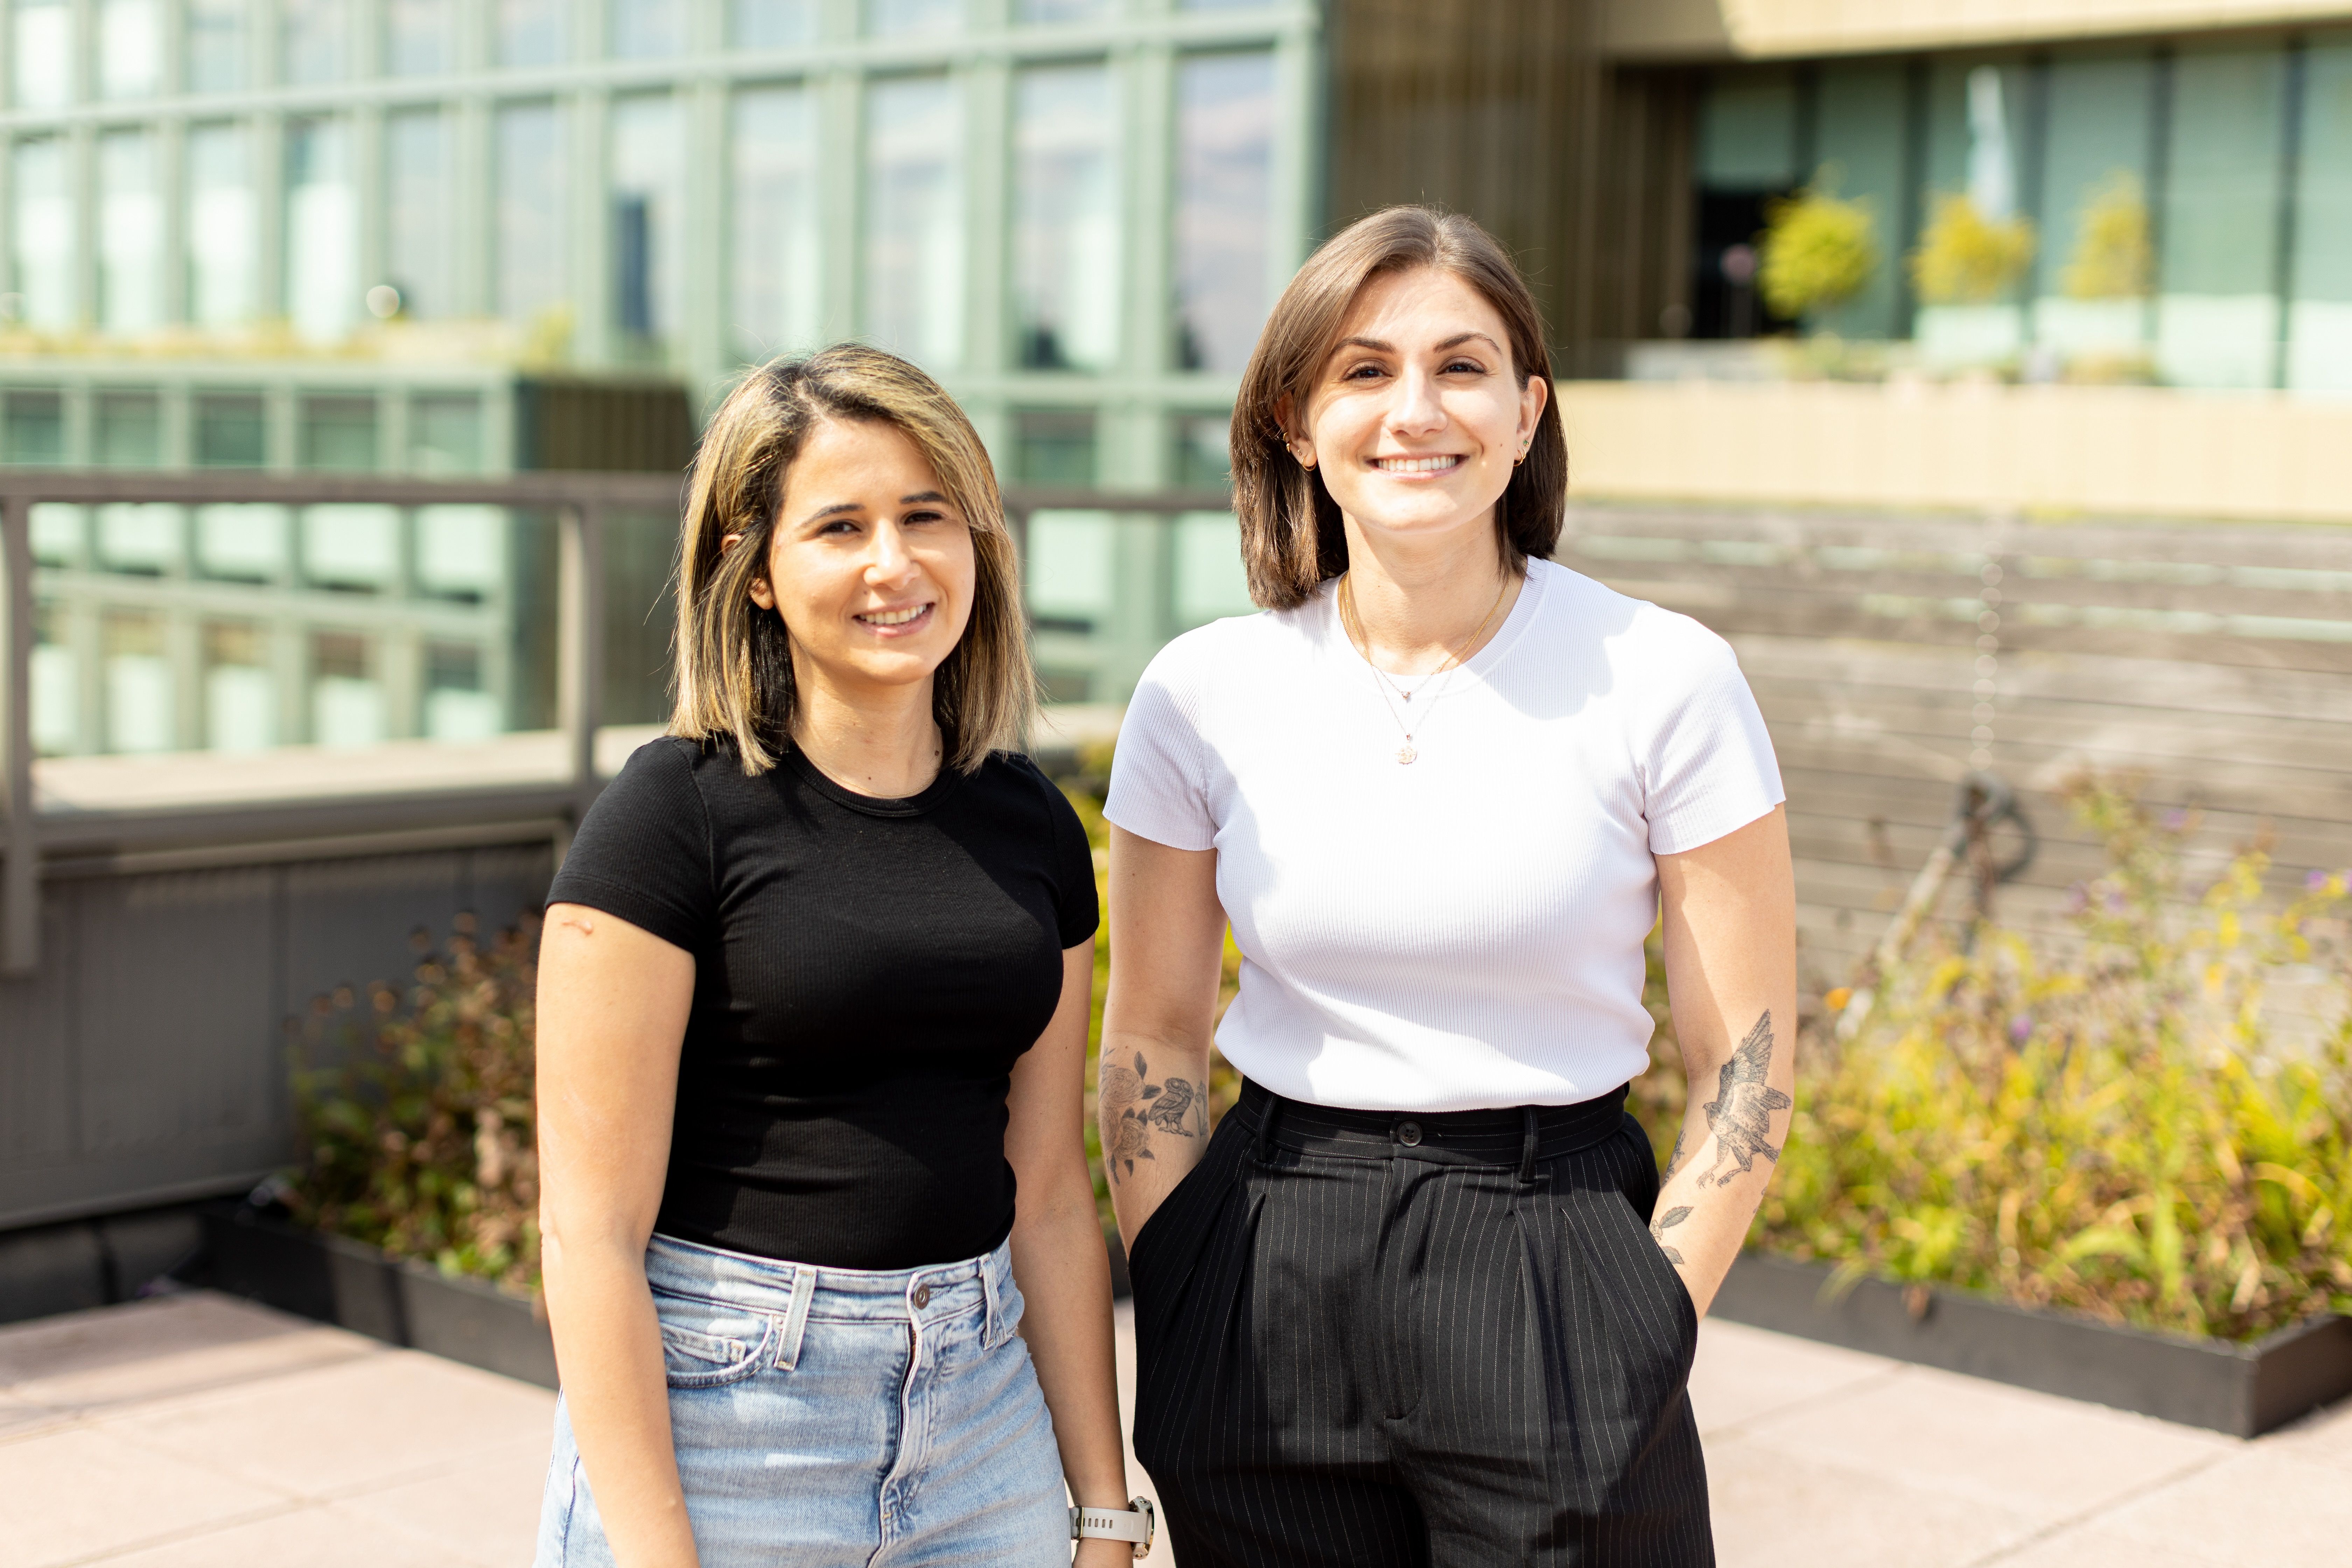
[
  {"x1": 1255, "y1": 1092, "x2": 1283, "y2": 1165},
  {"x1": 1518, "y1": 1106, "x2": 1540, "y2": 1184},
  {"x1": 775, "y1": 1263, "x2": 815, "y2": 1370},
  {"x1": 981, "y1": 1248, "x2": 1006, "y2": 1347}
]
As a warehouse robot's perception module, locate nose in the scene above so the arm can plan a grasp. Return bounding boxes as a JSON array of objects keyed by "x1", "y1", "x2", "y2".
[
  {"x1": 864, "y1": 520, "x2": 919, "y2": 588},
  {"x1": 1385, "y1": 362, "x2": 1446, "y2": 437}
]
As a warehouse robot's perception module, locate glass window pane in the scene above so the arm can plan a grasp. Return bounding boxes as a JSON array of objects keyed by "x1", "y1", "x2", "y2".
[
  {"x1": 99, "y1": 0, "x2": 162, "y2": 99},
  {"x1": 2157, "y1": 44, "x2": 2286, "y2": 388},
  {"x1": 1174, "y1": 52, "x2": 1274, "y2": 374},
  {"x1": 1176, "y1": 511, "x2": 1252, "y2": 625},
  {"x1": 196, "y1": 503, "x2": 289, "y2": 578},
  {"x1": 867, "y1": 0, "x2": 961, "y2": 36},
  {"x1": 612, "y1": 0, "x2": 683, "y2": 58},
  {"x1": 1013, "y1": 408, "x2": 1095, "y2": 484},
  {"x1": 187, "y1": 0, "x2": 247, "y2": 92},
  {"x1": 386, "y1": 0, "x2": 453, "y2": 76},
  {"x1": 1017, "y1": 0, "x2": 1113, "y2": 19},
  {"x1": 732, "y1": 85, "x2": 820, "y2": 361},
  {"x1": 1698, "y1": 70, "x2": 1798, "y2": 189},
  {"x1": 97, "y1": 503, "x2": 182, "y2": 572},
  {"x1": 286, "y1": 118, "x2": 359, "y2": 342},
  {"x1": 497, "y1": 101, "x2": 568, "y2": 337},
  {"x1": 387, "y1": 110, "x2": 448, "y2": 318},
  {"x1": 196, "y1": 391, "x2": 266, "y2": 466},
  {"x1": 301, "y1": 395, "x2": 378, "y2": 470},
  {"x1": 1026, "y1": 509, "x2": 1113, "y2": 628},
  {"x1": 106, "y1": 612, "x2": 174, "y2": 754},
  {"x1": 5, "y1": 391, "x2": 64, "y2": 461},
  {"x1": 188, "y1": 122, "x2": 256, "y2": 327},
  {"x1": 100, "y1": 131, "x2": 164, "y2": 335},
  {"x1": 204, "y1": 622, "x2": 275, "y2": 753},
  {"x1": 734, "y1": 0, "x2": 817, "y2": 46},
  {"x1": 13, "y1": 1, "x2": 70, "y2": 110},
  {"x1": 282, "y1": 0, "x2": 351, "y2": 85},
  {"x1": 95, "y1": 391, "x2": 162, "y2": 465},
  {"x1": 12, "y1": 138, "x2": 75, "y2": 331},
  {"x1": 862, "y1": 75, "x2": 965, "y2": 370},
  {"x1": 1171, "y1": 412, "x2": 1230, "y2": 488},
  {"x1": 1912, "y1": 59, "x2": 2030, "y2": 367},
  {"x1": 612, "y1": 96, "x2": 684, "y2": 351},
  {"x1": 310, "y1": 630, "x2": 385, "y2": 746},
  {"x1": 2289, "y1": 37, "x2": 2352, "y2": 391},
  {"x1": 2030, "y1": 52, "x2": 2155, "y2": 365},
  {"x1": 411, "y1": 394, "x2": 484, "y2": 472},
  {"x1": 500, "y1": 0, "x2": 568, "y2": 67},
  {"x1": 1808, "y1": 61, "x2": 1905, "y2": 340},
  {"x1": 1013, "y1": 62, "x2": 1119, "y2": 372}
]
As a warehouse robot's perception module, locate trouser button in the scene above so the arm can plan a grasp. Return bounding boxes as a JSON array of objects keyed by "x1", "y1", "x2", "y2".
[
  {"x1": 912, "y1": 1284, "x2": 932, "y2": 1309},
  {"x1": 1396, "y1": 1120, "x2": 1423, "y2": 1147}
]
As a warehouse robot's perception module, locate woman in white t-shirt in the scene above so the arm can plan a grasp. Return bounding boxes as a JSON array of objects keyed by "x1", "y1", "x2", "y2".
[{"x1": 1100, "y1": 207, "x2": 1794, "y2": 1567}]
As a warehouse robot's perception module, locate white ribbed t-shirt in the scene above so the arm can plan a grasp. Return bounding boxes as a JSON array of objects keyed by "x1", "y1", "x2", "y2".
[{"x1": 1104, "y1": 558, "x2": 1785, "y2": 1113}]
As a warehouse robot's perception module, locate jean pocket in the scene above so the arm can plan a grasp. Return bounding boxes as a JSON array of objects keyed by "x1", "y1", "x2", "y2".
[{"x1": 653, "y1": 1294, "x2": 775, "y2": 1388}]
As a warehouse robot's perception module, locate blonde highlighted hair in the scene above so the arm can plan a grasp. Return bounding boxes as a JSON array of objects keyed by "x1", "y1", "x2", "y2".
[{"x1": 669, "y1": 345, "x2": 1034, "y2": 774}]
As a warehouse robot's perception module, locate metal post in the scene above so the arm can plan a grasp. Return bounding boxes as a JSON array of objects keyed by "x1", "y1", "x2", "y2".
[
  {"x1": 2, "y1": 495, "x2": 38, "y2": 975},
  {"x1": 555, "y1": 502, "x2": 607, "y2": 845}
]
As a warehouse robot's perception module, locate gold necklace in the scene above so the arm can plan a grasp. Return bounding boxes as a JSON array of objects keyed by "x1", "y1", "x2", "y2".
[{"x1": 1338, "y1": 571, "x2": 1510, "y2": 765}]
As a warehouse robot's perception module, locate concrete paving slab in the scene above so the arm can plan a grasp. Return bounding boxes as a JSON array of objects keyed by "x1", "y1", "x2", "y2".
[
  {"x1": 1704, "y1": 1432, "x2": 2042, "y2": 1568},
  {"x1": 334, "y1": 1431, "x2": 556, "y2": 1566},
  {"x1": 1737, "y1": 1358, "x2": 2231, "y2": 1523},
  {"x1": 88, "y1": 1502, "x2": 464, "y2": 1568},
  {"x1": 110, "y1": 1345, "x2": 556, "y2": 1499},
  {"x1": 2260, "y1": 1393, "x2": 2352, "y2": 1474},
  {"x1": 0, "y1": 1390, "x2": 67, "y2": 1440},
  {"x1": 2091, "y1": 1447, "x2": 2352, "y2": 1565},
  {"x1": 0, "y1": 1293, "x2": 371, "y2": 1418},
  {"x1": 0, "y1": 1423, "x2": 291, "y2": 1568},
  {"x1": 1688, "y1": 1317, "x2": 1900, "y2": 1436},
  {"x1": 1987, "y1": 1525, "x2": 2240, "y2": 1568}
]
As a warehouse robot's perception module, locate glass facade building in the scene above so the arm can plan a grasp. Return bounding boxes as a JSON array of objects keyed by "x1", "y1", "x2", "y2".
[{"x1": 1687, "y1": 30, "x2": 2352, "y2": 391}]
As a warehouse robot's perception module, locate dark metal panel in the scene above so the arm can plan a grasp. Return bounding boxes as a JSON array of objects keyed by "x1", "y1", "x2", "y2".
[
  {"x1": 73, "y1": 868, "x2": 280, "y2": 1154},
  {"x1": 458, "y1": 843, "x2": 559, "y2": 939},
  {"x1": 280, "y1": 853, "x2": 469, "y2": 1029},
  {"x1": 0, "y1": 886, "x2": 76, "y2": 1166}
]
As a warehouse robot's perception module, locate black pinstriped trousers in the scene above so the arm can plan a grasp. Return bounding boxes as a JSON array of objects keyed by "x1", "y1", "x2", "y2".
[{"x1": 1129, "y1": 1080, "x2": 1713, "y2": 1568}]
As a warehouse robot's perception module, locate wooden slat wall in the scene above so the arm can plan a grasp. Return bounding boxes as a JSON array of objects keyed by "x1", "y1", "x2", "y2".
[{"x1": 1556, "y1": 505, "x2": 2352, "y2": 988}]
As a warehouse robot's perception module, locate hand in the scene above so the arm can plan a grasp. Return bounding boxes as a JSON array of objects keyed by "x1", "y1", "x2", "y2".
[{"x1": 1075, "y1": 1536, "x2": 1142, "y2": 1567}]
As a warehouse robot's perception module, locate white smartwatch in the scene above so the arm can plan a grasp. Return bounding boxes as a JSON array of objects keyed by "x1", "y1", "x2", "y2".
[{"x1": 1070, "y1": 1496, "x2": 1156, "y2": 1559}]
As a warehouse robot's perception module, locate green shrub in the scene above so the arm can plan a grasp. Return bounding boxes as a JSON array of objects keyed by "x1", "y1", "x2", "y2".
[
  {"x1": 1759, "y1": 176, "x2": 1878, "y2": 322},
  {"x1": 288, "y1": 915, "x2": 542, "y2": 1295},
  {"x1": 1638, "y1": 776, "x2": 2352, "y2": 1341}
]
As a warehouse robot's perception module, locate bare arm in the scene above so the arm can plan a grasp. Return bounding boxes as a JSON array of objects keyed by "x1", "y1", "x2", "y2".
[
  {"x1": 1099, "y1": 827, "x2": 1225, "y2": 1251},
  {"x1": 1648, "y1": 806, "x2": 1799, "y2": 1317},
  {"x1": 1004, "y1": 941, "x2": 1134, "y2": 1567},
  {"x1": 536, "y1": 903, "x2": 699, "y2": 1568}
]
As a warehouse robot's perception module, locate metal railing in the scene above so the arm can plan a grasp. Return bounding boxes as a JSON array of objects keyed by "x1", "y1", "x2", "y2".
[{"x1": 0, "y1": 470, "x2": 1234, "y2": 976}]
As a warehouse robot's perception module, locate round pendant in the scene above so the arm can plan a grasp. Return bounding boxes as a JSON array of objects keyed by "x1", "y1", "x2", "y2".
[{"x1": 1396, "y1": 744, "x2": 1418, "y2": 765}]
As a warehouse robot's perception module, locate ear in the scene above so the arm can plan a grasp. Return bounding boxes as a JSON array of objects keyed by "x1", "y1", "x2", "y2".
[
  {"x1": 1518, "y1": 372, "x2": 1549, "y2": 444},
  {"x1": 747, "y1": 572, "x2": 776, "y2": 611}
]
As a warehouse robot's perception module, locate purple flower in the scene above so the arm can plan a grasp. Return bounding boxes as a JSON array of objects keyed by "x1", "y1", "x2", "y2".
[
  {"x1": 2311, "y1": 869, "x2": 2331, "y2": 891},
  {"x1": 2009, "y1": 1017, "x2": 2032, "y2": 1045},
  {"x1": 2163, "y1": 809, "x2": 2189, "y2": 831}
]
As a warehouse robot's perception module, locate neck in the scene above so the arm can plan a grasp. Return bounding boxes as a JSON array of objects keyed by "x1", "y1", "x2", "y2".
[
  {"x1": 1337, "y1": 512, "x2": 1521, "y2": 673},
  {"x1": 788, "y1": 660, "x2": 944, "y2": 799}
]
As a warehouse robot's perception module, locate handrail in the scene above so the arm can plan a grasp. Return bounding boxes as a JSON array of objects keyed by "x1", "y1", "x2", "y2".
[{"x1": 0, "y1": 471, "x2": 1234, "y2": 976}]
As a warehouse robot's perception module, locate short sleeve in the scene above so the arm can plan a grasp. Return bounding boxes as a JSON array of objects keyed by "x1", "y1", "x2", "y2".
[
  {"x1": 546, "y1": 738, "x2": 716, "y2": 952},
  {"x1": 1038, "y1": 771, "x2": 1102, "y2": 948},
  {"x1": 1103, "y1": 645, "x2": 1218, "y2": 852},
  {"x1": 1637, "y1": 623, "x2": 1785, "y2": 856}
]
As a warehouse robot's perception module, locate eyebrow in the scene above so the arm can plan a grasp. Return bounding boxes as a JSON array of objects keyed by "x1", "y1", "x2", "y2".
[
  {"x1": 1331, "y1": 331, "x2": 1504, "y2": 356},
  {"x1": 800, "y1": 490, "x2": 952, "y2": 525}
]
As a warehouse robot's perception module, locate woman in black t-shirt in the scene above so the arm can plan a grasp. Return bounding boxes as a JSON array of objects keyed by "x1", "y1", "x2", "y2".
[{"x1": 531, "y1": 347, "x2": 1146, "y2": 1568}]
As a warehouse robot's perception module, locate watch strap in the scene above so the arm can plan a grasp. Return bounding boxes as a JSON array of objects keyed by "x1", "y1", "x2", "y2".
[{"x1": 1070, "y1": 1496, "x2": 1156, "y2": 1555}]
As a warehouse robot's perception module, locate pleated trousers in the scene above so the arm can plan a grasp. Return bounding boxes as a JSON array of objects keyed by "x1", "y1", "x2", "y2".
[{"x1": 1129, "y1": 1079, "x2": 1712, "y2": 1568}]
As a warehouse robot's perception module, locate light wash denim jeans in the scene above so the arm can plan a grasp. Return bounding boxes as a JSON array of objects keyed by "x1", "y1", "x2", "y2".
[{"x1": 534, "y1": 1232, "x2": 1069, "y2": 1567}]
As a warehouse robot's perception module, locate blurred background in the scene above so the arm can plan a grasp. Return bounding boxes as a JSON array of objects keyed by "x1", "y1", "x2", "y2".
[{"x1": 1, "y1": 0, "x2": 2348, "y2": 1309}]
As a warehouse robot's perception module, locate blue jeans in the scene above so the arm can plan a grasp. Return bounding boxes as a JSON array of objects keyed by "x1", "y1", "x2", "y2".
[{"x1": 534, "y1": 1233, "x2": 1069, "y2": 1567}]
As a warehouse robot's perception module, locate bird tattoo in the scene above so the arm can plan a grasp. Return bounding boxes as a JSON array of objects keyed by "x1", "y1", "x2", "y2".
[{"x1": 1698, "y1": 1011, "x2": 1791, "y2": 1188}]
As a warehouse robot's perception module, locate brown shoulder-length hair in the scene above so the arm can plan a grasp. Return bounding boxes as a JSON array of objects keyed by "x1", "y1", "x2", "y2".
[
  {"x1": 669, "y1": 344, "x2": 1034, "y2": 775},
  {"x1": 1231, "y1": 206, "x2": 1568, "y2": 610}
]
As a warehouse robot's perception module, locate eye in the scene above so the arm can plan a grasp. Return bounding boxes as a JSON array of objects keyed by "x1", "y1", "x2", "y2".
[
  {"x1": 902, "y1": 508, "x2": 950, "y2": 527},
  {"x1": 816, "y1": 517, "x2": 861, "y2": 537},
  {"x1": 1442, "y1": 357, "x2": 1486, "y2": 376},
  {"x1": 1341, "y1": 360, "x2": 1388, "y2": 382}
]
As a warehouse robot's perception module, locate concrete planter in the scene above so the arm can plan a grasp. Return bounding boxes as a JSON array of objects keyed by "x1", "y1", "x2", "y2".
[
  {"x1": 192, "y1": 1205, "x2": 558, "y2": 1390},
  {"x1": 1713, "y1": 1251, "x2": 2352, "y2": 1437}
]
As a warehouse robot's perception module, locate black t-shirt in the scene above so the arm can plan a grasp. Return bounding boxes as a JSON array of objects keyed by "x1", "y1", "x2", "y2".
[{"x1": 546, "y1": 735, "x2": 1099, "y2": 1270}]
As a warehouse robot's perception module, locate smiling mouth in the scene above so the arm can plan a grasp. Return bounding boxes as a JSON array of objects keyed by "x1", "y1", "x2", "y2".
[
  {"x1": 1372, "y1": 455, "x2": 1466, "y2": 474},
  {"x1": 855, "y1": 603, "x2": 933, "y2": 630}
]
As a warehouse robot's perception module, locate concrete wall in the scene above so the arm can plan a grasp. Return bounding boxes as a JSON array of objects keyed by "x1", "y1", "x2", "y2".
[{"x1": 1604, "y1": 0, "x2": 2352, "y2": 61}]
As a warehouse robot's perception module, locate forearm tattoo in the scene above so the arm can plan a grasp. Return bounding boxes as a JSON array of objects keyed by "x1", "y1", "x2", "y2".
[
  {"x1": 1098, "y1": 1051, "x2": 1206, "y2": 1185},
  {"x1": 1663, "y1": 1128, "x2": 1690, "y2": 1180},
  {"x1": 1650, "y1": 1204, "x2": 1693, "y2": 1265},
  {"x1": 1695, "y1": 1010, "x2": 1792, "y2": 1189}
]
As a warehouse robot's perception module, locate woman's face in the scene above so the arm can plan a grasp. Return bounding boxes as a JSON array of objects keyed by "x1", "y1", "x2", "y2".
[
  {"x1": 1292, "y1": 265, "x2": 1547, "y2": 549},
  {"x1": 747, "y1": 416, "x2": 977, "y2": 702}
]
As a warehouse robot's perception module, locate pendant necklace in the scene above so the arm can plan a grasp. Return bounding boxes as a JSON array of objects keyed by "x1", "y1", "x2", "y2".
[{"x1": 1338, "y1": 572, "x2": 1509, "y2": 765}]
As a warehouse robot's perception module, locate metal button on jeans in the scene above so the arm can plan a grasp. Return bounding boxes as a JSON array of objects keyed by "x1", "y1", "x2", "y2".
[
  {"x1": 912, "y1": 1284, "x2": 932, "y2": 1309},
  {"x1": 1396, "y1": 1120, "x2": 1423, "y2": 1147}
]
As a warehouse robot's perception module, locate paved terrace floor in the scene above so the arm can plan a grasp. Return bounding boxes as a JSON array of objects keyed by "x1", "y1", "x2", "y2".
[{"x1": 3, "y1": 1290, "x2": 2346, "y2": 1568}]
